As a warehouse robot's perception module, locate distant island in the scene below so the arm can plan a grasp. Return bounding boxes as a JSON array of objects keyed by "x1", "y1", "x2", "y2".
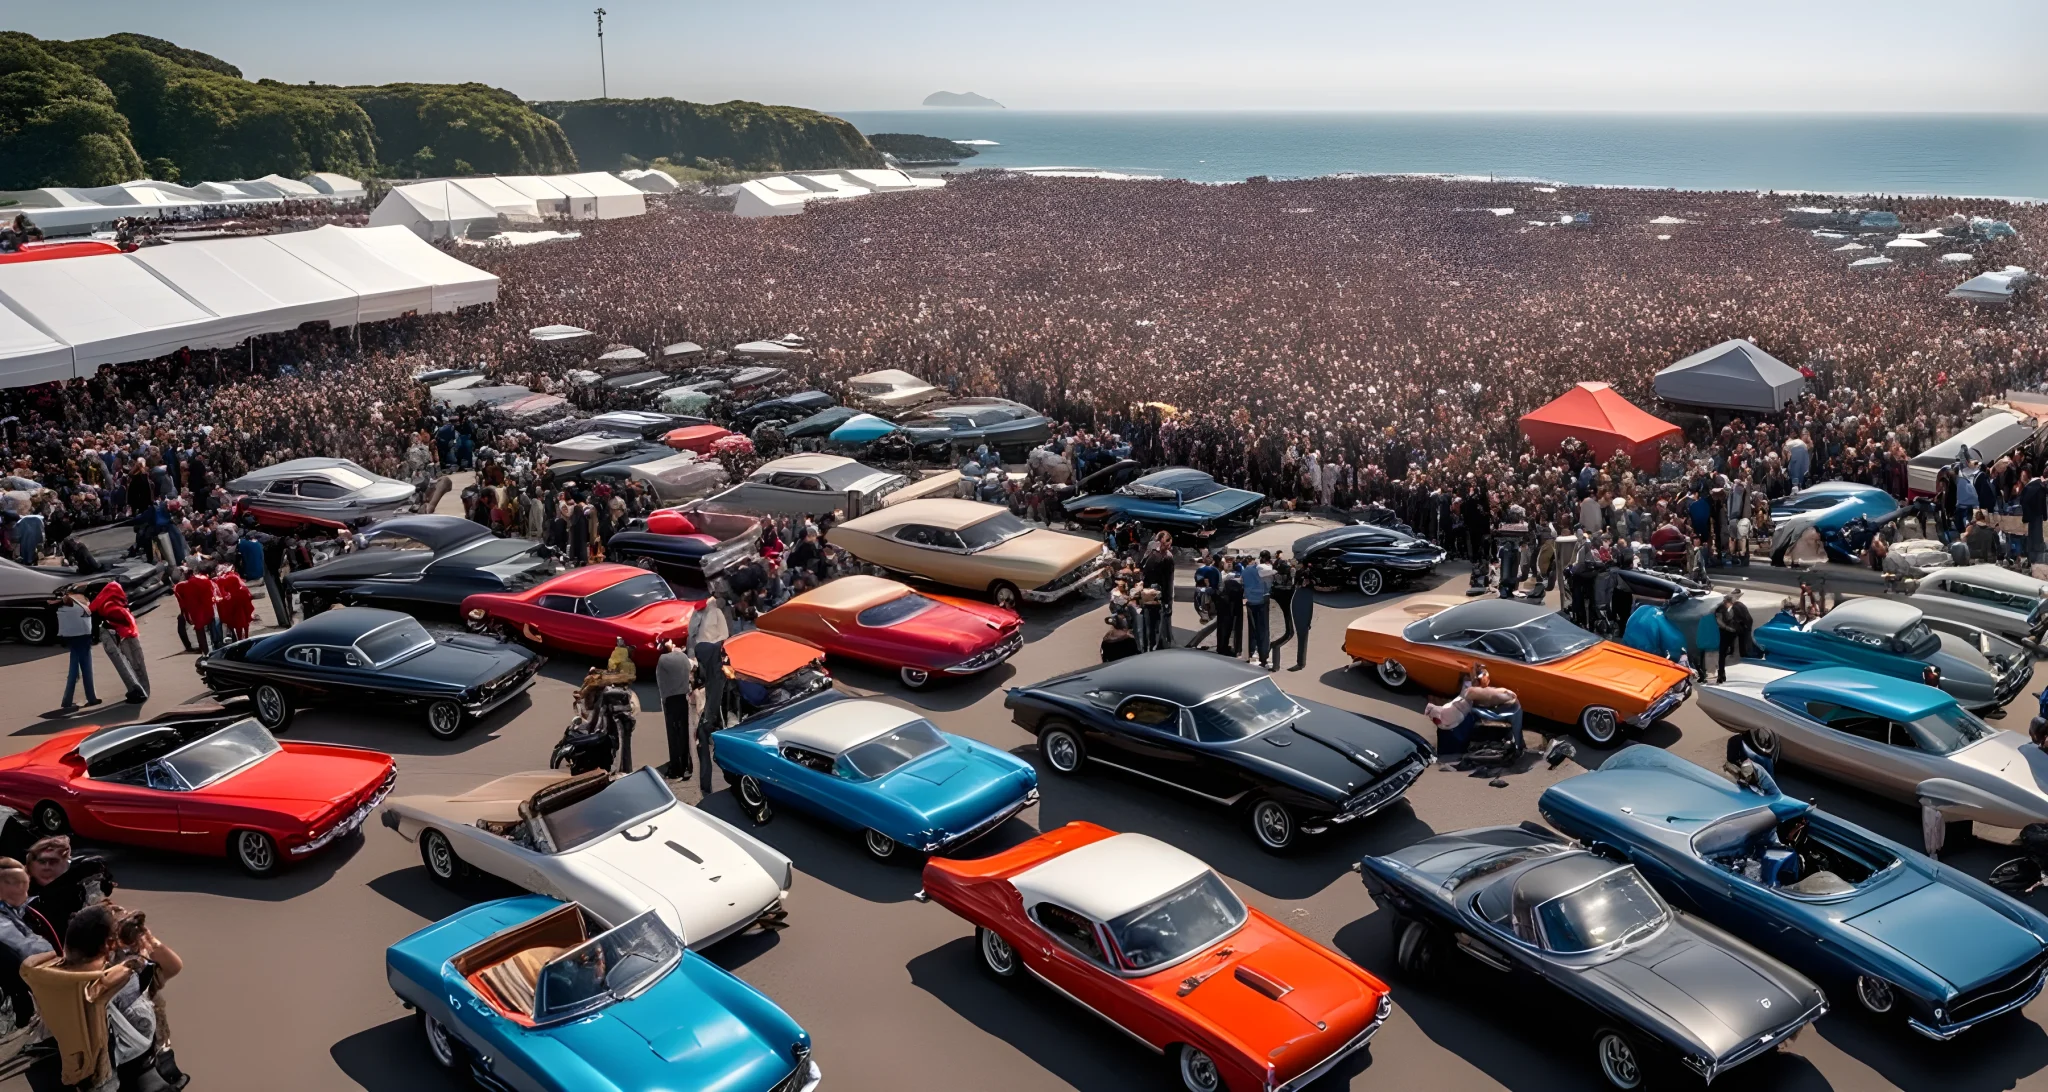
[
  {"x1": 868, "y1": 134, "x2": 979, "y2": 163},
  {"x1": 923, "y1": 91, "x2": 1004, "y2": 109}
]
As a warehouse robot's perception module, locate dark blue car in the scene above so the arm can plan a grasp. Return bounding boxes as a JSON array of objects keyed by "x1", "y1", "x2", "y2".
[
  {"x1": 1538, "y1": 745, "x2": 2048, "y2": 1040},
  {"x1": 1062, "y1": 467, "x2": 1265, "y2": 539}
]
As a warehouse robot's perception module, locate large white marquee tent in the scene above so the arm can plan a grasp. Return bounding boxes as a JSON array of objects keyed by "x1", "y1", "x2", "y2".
[
  {"x1": 368, "y1": 172, "x2": 648, "y2": 239},
  {"x1": 1, "y1": 175, "x2": 363, "y2": 234},
  {"x1": 733, "y1": 169, "x2": 944, "y2": 218},
  {"x1": 0, "y1": 226, "x2": 497, "y2": 388}
]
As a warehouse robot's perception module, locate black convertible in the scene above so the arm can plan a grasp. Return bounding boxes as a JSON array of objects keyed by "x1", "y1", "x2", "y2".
[
  {"x1": 1293, "y1": 523, "x2": 1447, "y2": 597},
  {"x1": 195, "y1": 607, "x2": 541, "y2": 739},
  {"x1": 1004, "y1": 649, "x2": 1431, "y2": 852},
  {"x1": 286, "y1": 516, "x2": 560, "y2": 618},
  {"x1": 1359, "y1": 824, "x2": 1827, "y2": 1089}
]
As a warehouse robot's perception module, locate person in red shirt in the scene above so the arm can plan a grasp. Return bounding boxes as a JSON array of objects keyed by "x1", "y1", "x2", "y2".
[
  {"x1": 171, "y1": 567, "x2": 218, "y2": 654},
  {"x1": 214, "y1": 569, "x2": 256, "y2": 642},
  {"x1": 88, "y1": 582, "x2": 149, "y2": 704}
]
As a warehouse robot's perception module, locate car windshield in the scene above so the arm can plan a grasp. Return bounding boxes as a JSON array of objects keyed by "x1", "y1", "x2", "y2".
[
  {"x1": 958, "y1": 512, "x2": 1032, "y2": 551},
  {"x1": 160, "y1": 719, "x2": 280, "y2": 790},
  {"x1": 1185, "y1": 677, "x2": 1302, "y2": 742},
  {"x1": 535, "y1": 911, "x2": 682, "y2": 1020},
  {"x1": 839, "y1": 720, "x2": 949, "y2": 779},
  {"x1": 542, "y1": 767, "x2": 674, "y2": 852},
  {"x1": 1535, "y1": 869, "x2": 1668, "y2": 953},
  {"x1": 1508, "y1": 615, "x2": 1601, "y2": 663},
  {"x1": 1107, "y1": 871, "x2": 1247, "y2": 971},
  {"x1": 355, "y1": 530, "x2": 432, "y2": 552},
  {"x1": 1776, "y1": 493, "x2": 1849, "y2": 513},
  {"x1": 323, "y1": 466, "x2": 376, "y2": 490},
  {"x1": 1902, "y1": 704, "x2": 1999, "y2": 755},
  {"x1": 355, "y1": 618, "x2": 435, "y2": 665},
  {"x1": 856, "y1": 593, "x2": 940, "y2": 627},
  {"x1": 583, "y1": 573, "x2": 676, "y2": 618}
]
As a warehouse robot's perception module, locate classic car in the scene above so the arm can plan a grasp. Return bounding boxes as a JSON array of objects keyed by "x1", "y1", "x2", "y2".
[
  {"x1": 1752, "y1": 598, "x2": 2030, "y2": 712},
  {"x1": 731, "y1": 391, "x2": 837, "y2": 433},
  {"x1": 1619, "y1": 572, "x2": 1728, "y2": 662},
  {"x1": 542, "y1": 431, "x2": 644, "y2": 465},
  {"x1": 1005, "y1": 650, "x2": 1431, "y2": 851},
  {"x1": 285, "y1": 515, "x2": 561, "y2": 618},
  {"x1": 606, "y1": 508, "x2": 763, "y2": 583},
  {"x1": 658, "y1": 382, "x2": 725, "y2": 417},
  {"x1": 893, "y1": 398, "x2": 1053, "y2": 461},
  {"x1": 573, "y1": 409, "x2": 712, "y2": 441},
  {"x1": 754, "y1": 574, "x2": 1023, "y2": 689},
  {"x1": 1767, "y1": 481, "x2": 1897, "y2": 565},
  {"x1": 615, "y1": 451, "x2": 729, "y2": 501},
  {"x1": 1292, "y1": 522, "x2": 1447, "y2": 596},
  {"x1": 50, "y1": 519, "x2": 171, "y2": 609},
  {"x1": 748, "y1": 453, "x2": 909, "y2": 504},
  {"x1": 197, "y1": 607, "x2": 540, "y2": 738},
  {"x1": 1358, "y1": 818, "x2": 1825, "y2": 1088},
  {"x1": 714, "y1": 692, "x2": 1038, "y2": 860},
  {"x1": 830, "y1": 499, "x2": 1109, "y2": 610},
  {"x1": 826, "y1": 412, "x2": 905, "y2": 448},
  {"x1": 601, "y1": 370, "x2": 677, "y2": 396},
  {"x1": 1063, "y1": 467, "x2": 1267, "y2": 539},
  {"x1": 665, "y1": 424, "x2": 738, "y2": 454},
  {"x1": 389, "y1": 896, "x2": 820, "y2": 1092},
  {"x1": 1699, "y1": 664, "x2": 2048, "y2": 834},
  {"x1": 1538, "y1": 745, "x2": 2048, "y2": 1041},
  {"x1": 721, "y1": 630, "x2": 834, "y2": 720},
  {"x1": 0, "y1": 705, "x2": 394, "y2": 876},
  {"x1": 460, "y1": 564, "x2": 701, "y2": 668},
  {"x1": 846, "y1": 368, "x2": 941, "y2": 410},
  {"x1": 0, "y1": 559, "x2": 78, "y2": 644},
  {"x1": 1906, "y1": 564, "x2": 2048, "y2": 646},
  {"x1": 920, "y1": 822, "x2": 1391, "y2": 1092},
  {"x1": 492, "y1": 392, "x2": 572, "y2": 425},
  {"x1": 225, "y1": 457, "x2": 416, "y2": 530},
  {"x1": 380, "y1": 766, "x2": 794, "y2": 949},
  {"x1": 776, "y1": 406, "x2": 860, "y2": 445},
  {"x1": 1344, "y1": 596, "x2": 1694, "y2": 744},
  {"x1": 547, "y1": 443, "x2": 678, "y2": 487}
]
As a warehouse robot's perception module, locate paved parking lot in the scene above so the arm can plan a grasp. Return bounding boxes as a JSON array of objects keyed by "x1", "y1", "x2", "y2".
[{"x1": 2, "y1": 565, "x2": 2046, "y2": 1092}]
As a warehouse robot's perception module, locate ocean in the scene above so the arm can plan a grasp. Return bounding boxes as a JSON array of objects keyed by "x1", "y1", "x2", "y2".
[{"x1": 833, "y1": 111, "x2": 2048, "y2": 200}]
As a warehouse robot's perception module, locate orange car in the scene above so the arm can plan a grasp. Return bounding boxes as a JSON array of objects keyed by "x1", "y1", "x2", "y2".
[{"x1": 1343, "y1": 596, "x2": 1691, "y2": 744}]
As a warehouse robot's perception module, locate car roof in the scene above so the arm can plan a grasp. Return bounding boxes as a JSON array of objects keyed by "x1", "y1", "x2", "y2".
[
  {"x1": 361, "y1": 515, "x2": 495, "y2": 553},
  {"x1": 533, "y1": 563, "x2": 652, "y2": 597},
  {"x1": 279, "y1": 605, "x2": 414, "y2": 645},
  {"x1": 1927, "y1": 564, "x2": 2047, "y2": 593},
  {"x1": 837, "y1": 498, "x2": 1011, "y2": 533},
  {"x1": 752, "y1": 453, "x2": 856, "y2": 477},
  {"x1": 1760, "y1": 666, "x2": 1954, "y2": 719},
  {"x1": 775, "y1": 699, "x2": 925, "y2": 755},
  {"x1": 1789, "y1": 481, "x2": 1889, "y2": 498},
  {"x1": 77, "y1": 721, "x2": 185, "y2": 766},
  {"x1": 1292, "y1": 523, "x2": 1417, "y2": 556},
  {"x1": 1068, "y1": 649, "x2": 1265, "y2": 705},
  {"x1": 1417, "y1": 597, "x2": 1558, "y2": 635},
  {"x1": 1510, "y1": 853, "x2": 1620, "y2": 919},
  {"x1": 1129, "y1": 467, "x2": 1216, "y2": 491},
  {"x1": 1011, "y1": 832, "x2": 1211, "y2": 922},
  {"x1": 1814, "y1": 597, "x2": 1922, "y2": 634},
  {"x1": 783, "y1": 574, "x2": 910, "y2": 613}
]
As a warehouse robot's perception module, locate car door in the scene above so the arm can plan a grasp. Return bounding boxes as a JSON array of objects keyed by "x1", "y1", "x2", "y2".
[
  {"x1": 1094, "y1": 697, "x2": 1189, "y2": 781},
  {"x1": 1021, "y1": 902, "x2": 1172, "y2": 1047},
  {"x1": 1793, "y1": 701, "x2": 1922, "y2": 796},
  {"x1": 450, "y1": 823, "x2": 552, "y2": 894},
  {"x1": 450, "y1": 988, "x2": 551, "y2": 1092},
  {"x1": 1398, "y1": 633, "x2": 1482, "y2": 696},
  {"x1": 78, "y1": 765, "x2": 184, "y2": 851},
  {"x1": 762, "y1": 745, "x2": 856, "y2": 828},
  {"x1": 532, "y1": 594, "x2": 608, "y2": 657}
]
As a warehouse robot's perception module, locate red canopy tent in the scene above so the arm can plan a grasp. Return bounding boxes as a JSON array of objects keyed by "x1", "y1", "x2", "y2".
[{"x1": 1519, "y1": 382, "x2": 1681, "y2": 468}]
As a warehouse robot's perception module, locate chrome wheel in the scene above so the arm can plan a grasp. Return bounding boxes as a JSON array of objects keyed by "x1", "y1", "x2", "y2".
[
  {"x1": 1595, "y1": 1030, "x2": 1642, "y2": 1090},
  {"x1": 421, "y1": 829, "x2": 460, "y2": 883},
  {"x1": 1357, "y1": 568, "x2": 1385, "y2": 596},
  {"x1": 425, "y1": 700, "x2": 465, "y2": 740},
  {"x1": 1395, "y1": 919, "x2": 1440, "y2": 976},
  {"x1": 462, "y1": 610, "x2": 491, "y2": 633},
  {"x1": 1250, "y1": 799, "x2": 1295, "y2": 852},
  {"x1": 32, "y1": 802, "x2": 67, "y2": 835},
  {"x1": 1579, "y1": 706, "x2": 1620, "y2": 745},
  {"x1": 978, "y1": 927, "x2": 1017, "y2": 977},
  {"x1": 1040, "y1": 725, "x2": 1083, "y2": 774},
  {"x1": 1746, "y1": 727, "x2": 1780, "y2": 760},
  {"x1": 1856, "y1": 975, "x2": 1896, "y2": 1014},
  {"x1": 1178, "y1": 1046, "x2": 1223, "y2": 1092},
  {"x1": 233, "y1": 830, "x2": 278, "y2": 876},
  {"x1": 16, "y1": 616, "x2": 48, "y2": 644},
  {"x1": 421, "y1": 1013, "x2": 460, "y2": 1069},
  {"x1": 253, "y1": 684, "x2": 291, "y2": 731},
  {"x1": 864, "y1": 829, "x2": 898, "y2": 860},
  {"x1": 1376, "y1": 658, "x2": 1409, "y2": 689},
  {"x1": 736, "y1": 775, "x2": 767, "y2": 809},
  {"x1": 991, "y1": 582, "x2": 1022, "y2": 611},
  {"x1": 899, "y1": 666, "x2": 932, "y2": 690}
]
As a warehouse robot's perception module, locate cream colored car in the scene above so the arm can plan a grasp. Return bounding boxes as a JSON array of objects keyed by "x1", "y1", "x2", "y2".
[{"x1": 828, "y1": 499, "x2": 1109, "y2": 609}]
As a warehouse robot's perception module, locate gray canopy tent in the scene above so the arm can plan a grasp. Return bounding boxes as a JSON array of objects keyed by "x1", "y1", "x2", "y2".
[{"x1": 1652, "y1": 339, "x2": 1806, "y2": 413}]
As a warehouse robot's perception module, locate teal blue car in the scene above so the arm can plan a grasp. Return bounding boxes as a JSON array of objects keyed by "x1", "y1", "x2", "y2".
[
  {"x1": 1752, "y1": 597, "x2": 2030, "y2": 712},
  {"x1": 1062, "y1": 467, "x2": 1266, "y2": 540}
]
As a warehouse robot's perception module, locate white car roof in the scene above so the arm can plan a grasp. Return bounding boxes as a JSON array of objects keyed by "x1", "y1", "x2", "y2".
[
  {"x1": 776, "y1": 700, "x2": 925, "y2": 755},
  {"x1": 1930, "y1": 564, "x2": 2048, "y2": 595},
  {"x1": 1816, "y1": 597, "x2": 1922, "y2": 634},
  {"x1": 1011, "y1": 833, "x2": 1211, "y2": 922}
]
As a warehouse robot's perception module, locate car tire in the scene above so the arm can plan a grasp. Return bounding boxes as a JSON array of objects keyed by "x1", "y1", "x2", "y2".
[
  {"x1": 1746, "y1": 727, "x2": 1780, "y2": 761},
  {"x1": 1593, "y1": 1028, "x2": 1645, "y2": 1090},
  {"x1": 425, "y1": 700, "x2": 467, "y2": 741},
  {"x1": 990, "y1": 581, "x2": 1022, "y2": 612},
  {"x1": 232, "y1": 830, "x2": 280, "y2": 877},
  {"x1": 1038, "y1": 721, "x2": 1086, "y2": 775},
  {"x1": 1247, "y1": 797, "x2": 1297, "y2": 854},
  {"x1": 300, "y1": 594, "x2": 331, "y2": 617},
  {"x1": 864, "y1": 829, "x2": 900, "y2": 861},
  {"x1": 16, "y1": 614, "x2": 50, "y2": 645},
  {"x1": 1855, "y1": 975, "x2": 1897, "y2": 1015},
  {"x1": 1374, "y1": 658, "x2": 1410, "y2": 691},
  {"x1": 1395, "y1": 919, "x2": 1442, "y2": 977},
  {"x1": 1356, "y1": 568, "x2": 1386, "y2": 596},
  {"x1": 419, "y1": 1011, "x2": 464, "y2": 1071},
  {"x1": 899, "y1": 666, "x2": 933, "y2": 690},
  {"x1": 252, "y1": 683, "x2": 294, "y2": 733},
  {"x1": 1175, "y1": 1044, "x2": 1225, "y2": 1092},
  {"x1": 420, "y1": 828, "x2": 467, "y2": 885},
  {"x1": 462, "y1": 609, "x2": 494, "y2": 634},
  {"x1": 977, "y1": 926, "x2": 1019, "y2": 979},
  {"x1": 31, "y1": 802, "x2": 67, "y2": 836},
  {"x1": 734, "y1": 774, "x2": 769, "y2": 811},
  {"x1": 1577, "y1": 705, "x2": 1621, "y2": 746}
]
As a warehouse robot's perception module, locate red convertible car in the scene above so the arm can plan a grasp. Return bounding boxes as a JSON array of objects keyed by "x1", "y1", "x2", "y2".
[
  {"x1": 753, "y1": 575, "x2": 1022, "y2": 689},
  {"x1": 0, "y1": 705, "x2": 395, "y2": 877},
  {"x1": 663, "y1": 424, "x2": 735, "y2": 454},
  {"x1": 460, "y1": 563, "x2": 701, "y2": 668},
  {"x1": 920, "y1": 822, "x2": 1390, "y2": 1092}
]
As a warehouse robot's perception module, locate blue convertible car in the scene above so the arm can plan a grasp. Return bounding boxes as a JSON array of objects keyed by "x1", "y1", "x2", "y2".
[
  {"x1": 387, "y1": 895, "x2": 819, "y2": 1092},
  {"x1": 1768, "y1": 481, "x2": 1897, "y2": 565},
  {"x1": 1062, "y1": 467, "x2": 1266, "y2": 539},
  {"x1": 1539, "y1": 746, "x2": 2048, "y2": 1040},
  {"x1": 713, "y1": 690, "x2": 1038, "y2": 860}
]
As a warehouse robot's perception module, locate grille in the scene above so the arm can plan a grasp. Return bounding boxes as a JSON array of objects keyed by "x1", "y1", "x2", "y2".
[
  {"x1": 767, "y1": 1057, "x2": 812, "y2": 1092},
  {"x1": 1951, "y1": 954, "x2": 2048, "y2": 1023},
  {"x1": 1038, "y1": 553, "x2": 1109, "y2": 594},
  {"x1": 1343, "y1": 758, "x2": 1423, "y2": 814},
  {"x1": 955, "y1": 632, "x2": 1024, "y2": 672}
]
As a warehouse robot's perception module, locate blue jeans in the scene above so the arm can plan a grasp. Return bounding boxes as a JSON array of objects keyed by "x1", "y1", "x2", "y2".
[
  {"x1": 207, "y1": 618, "x2": 226, "y2": 648},
  {"x1": 1246, "y1": 599, "x2": 1270, "y2": 664},
  {"x1": 63, "y1": 635, "x2": 97, "y2": 706},
  {"x1": 1446, "y1": 706, "x2": 1523, "y2": 754}
]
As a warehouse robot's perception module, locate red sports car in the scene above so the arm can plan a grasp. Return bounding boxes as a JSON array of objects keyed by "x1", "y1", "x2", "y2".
[
  {"x1": 0, "y1": 705, "x2": 396, "y2": 877},
  {"x1": 920, "y1": 822, "x2": 1391, "y2": 1092},
  {"x1": 753, "y1": 574, "x2": 1022, "y2": 689},
  {"x1": 663, "y1": 424, "x2": 735, "y2": 454},
  {"x1": 460, "y1": 563, "x2": 700, "y2": 668}
]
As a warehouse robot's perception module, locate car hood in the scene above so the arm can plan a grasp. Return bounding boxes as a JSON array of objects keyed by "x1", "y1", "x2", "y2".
[
  {"x1": 550, "y1": 957, "x2": 800, "y2": 1082},
  {"x1": 1928, "y1": 632, "x2": 1998, "y2": 681},
  {"x1": 976, "y1": 531, "x2": 1104, "y2": 576},
  {"x1": 295, "y1": 550, "x2": 435, "y2": 582},
  {"x1": 888, "y1": 604, "x2": 1020, "y2": 659},
  {"x1": 618, "y1": 601, "x2": 697, "y2": 641},
  {"x1": 564, "y1": 804, "x2": 782, "y2": 945},
  {"x1": 1947, "y1": 734, "x2": 2048, "y2": 810},
  {"x1": 200, "y1": 749, "x2": 390, "y2": 821},
  {"x1": 1171, "y1": 923, "x2": 1383, "y2": 1083},
  {"x1": 874, "y1": 744, "x2": 1033, "y2": 831},
  {"x1": 1228, "y1": 701, "x2": 1425, "y2": 800},
  {"x1": 400, "y1": 639, "x2": 535, "y2": 687},
  {"x1": 1579, "y1": 929, "x2": 1814, "y2": 1060},
  {"x1": 1293, "y1": 525, "x2": 1436, "y2": 560},
  {"x1": 1553, "y1": 642, "x2": 1687, "y2": 701},
  {"x1": 1177, "y1": 488, "x2": 1265, "y2": 518},
  {"x1": 1843, "y1": 878, "x2": 2047, "y2": 993}
]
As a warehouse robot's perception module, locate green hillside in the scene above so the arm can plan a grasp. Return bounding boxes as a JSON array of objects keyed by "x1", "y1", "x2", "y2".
[
  {"x1": 0, "y1": 32, "x2": 147, "y2": 189},
  {"x1": 344, "y1": 84, "x2": 576, "y2": 178},
  {"x1": 537, "y1": 98, "x2": 883, "y2": 173}
]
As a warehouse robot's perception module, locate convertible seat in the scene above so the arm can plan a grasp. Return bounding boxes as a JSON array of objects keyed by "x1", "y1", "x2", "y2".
[
  {"x1": 474, "y1": 946, "x2": 567, "y2": 1020},
  {"x1": 393, "y1": 772, "x2": 572, "y2": 829},
  {"x1": 521, "y1": 769, "x2": 610, "y2": 822},
  {"x1": 451, "y1": 902, "x2": 591, "y2": 1025},
  {"x1": 1785, "y1": 870, "x2": 1855, "y2": 896}
]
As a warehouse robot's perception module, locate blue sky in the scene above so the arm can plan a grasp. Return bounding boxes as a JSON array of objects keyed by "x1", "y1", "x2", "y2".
[{"x1": 15, "y1": 0, "x2": 2048, "y2": 113}]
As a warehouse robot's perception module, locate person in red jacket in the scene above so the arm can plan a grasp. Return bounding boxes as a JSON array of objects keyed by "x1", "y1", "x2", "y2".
[
  {"x1": 171, "y1": 567, "x2": 218, "y2": 655},
  {"x1": 87, "y1": 582, "x2": 149, "y2": 704},
  {"x1": 214, "y1": 569, "x2": 256, "y2": 642}
]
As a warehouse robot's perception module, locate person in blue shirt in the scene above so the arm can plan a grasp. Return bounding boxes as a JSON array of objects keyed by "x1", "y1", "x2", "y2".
[
  {"x1": 1241, "y1": 551, "x2": 1273, "y2": 668},
  {"x1": 1687, "y1": 490, "x2": 1714, "y2": 564}
]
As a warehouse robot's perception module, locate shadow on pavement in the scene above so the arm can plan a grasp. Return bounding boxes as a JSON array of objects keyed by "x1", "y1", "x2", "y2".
[
  {"x1": 1812, "y1": 1007, "x2": 2048, "y2": 1092},
  {"x1": 332, "y1": 1016, "x2": 468, "y2": 1092},
  {"x1": 364, "y1": 865, "x2": 496, "y2": 923},
  {"x1": 89, "y1": 829, "x2": 368, "y2": 902},
  {"x1": 826, "y1": 660, "x2": 1020, "y2": 713},
  {"x1": 698, "y1": 786, "x2": 930, "y2": 905}
]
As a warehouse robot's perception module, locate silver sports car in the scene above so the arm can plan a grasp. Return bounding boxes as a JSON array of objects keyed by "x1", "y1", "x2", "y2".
[{"x1": 225, "y1": 458, "x2": 416, "y2": 523}]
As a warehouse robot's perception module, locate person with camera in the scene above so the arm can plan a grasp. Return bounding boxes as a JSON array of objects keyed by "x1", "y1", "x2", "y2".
[
  {"x1": 25, "y1": 838, "x2": 117, "y2": 950},
  {"x1": 106, "y1": 909, "x2": 185, "y2": 1091},
  {"x1": 20, "y1": 904, "x2": 137, "y2": 1091},
  {"x1": 0, "y1": 858, "x2": 53, "y2": 1046}
]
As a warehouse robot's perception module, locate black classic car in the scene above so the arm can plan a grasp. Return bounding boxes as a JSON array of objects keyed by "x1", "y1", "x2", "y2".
[
  {"x1": 53, "y1": 519, "x2": 172, "y2": 609},
  {"x1": 195, "y1": 607, "x2": 541, "y2": 739},
  {"x1": 286, "y1": 516, "x2": 560, "y2": 618},
  {"x1": 1004, "y1": 650, "x2": 1431, "y2": 852},
  {"x1": 1293, "y1": 523, "x2": 1447, "y2": 596},
  {"x1": 0, "y1": 560, "x2": 74, "y2": 645},
  {"x1": 894, "y1": 398, "x2": 1053, "y2": 461},
  {"x1": 730, "y1": 391, "x2": 836, "y2": 434},
  {"x1": 1360, "y1": 824, "x2": 1827, "y2": 1089}
]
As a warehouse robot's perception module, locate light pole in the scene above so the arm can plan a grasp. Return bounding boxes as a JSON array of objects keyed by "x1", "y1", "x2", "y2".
[{"x1": 594, "y1": 8, "x2": 608, "y2": 100}]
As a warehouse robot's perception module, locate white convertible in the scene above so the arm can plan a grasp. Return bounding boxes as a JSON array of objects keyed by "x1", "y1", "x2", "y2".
[{"x1": 380, "y1": 767, "x2": 792, "y2": 949}]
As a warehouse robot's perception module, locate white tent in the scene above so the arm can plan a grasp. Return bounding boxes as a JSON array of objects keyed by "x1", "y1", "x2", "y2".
[
  {"x1": 554, "y1": 172, "x2": 646, "y2": 219},
  {"x1": 734, "y1": 169, "x2": 944, "y2": 217},
  {"x1": 1908, "y1": 408, "x2": 2046, "y2": 494},
  {"x1": 1849, "y1": 256, "x2": 1894, "y2": 268},
  {"x1": 303, "y1": 173, "x2": 366, "y2": 200},
  {"x1": 619, "y1": 169, "x2": 678, "y2": 194},
  {"x1": 243, "y1": 174, "x2": 321, "y2": 199},
  {"x1": 1653, "y1": 339, "x2": 1806, "y2": 413},
  {"x1": 447, "y1": 177, "x2": 543, "y2": 222},
  {"x1": 734, "y1": 176, "x2": 818, "y2": 218},
  {"x1": 268, "y1": 226, "x2": 435, "y2": 321},
  {"x1": 499, "y1": 176, "x2": 574, "y2": 217},
  {"x1": 1885, "y1": 237, "x2": 1930, "y2": 249},
  {"x1": 129, "y1": 235, "x2": 359, "y2": 337},
  {"x1": 0, "y1": 304, "x2": 75, "y2": 387},
  {"x1": 544, "y1": 174, "x2": 600, "y2": 219},
  {"x1": 1949, "y1": 266, "x2": 2032, "y2": 305},
  {"x1": 1941, "y1": 253, "x2": 1975, "y2": 263},
  {"x1": 323, "y1": 225, "x2": 500, "y2": 312},
  {"x1": 1833, "y1": 242, "x2": 1868, "y2": 252},
  {"x1": 368, "y1": 181, "x2": 503, "y2": 241},
  {"x1": 0, "y1": 253, "x2": 227, "y2": 371}
]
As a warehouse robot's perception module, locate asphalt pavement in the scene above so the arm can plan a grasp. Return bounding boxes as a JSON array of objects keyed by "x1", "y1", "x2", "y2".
[{"x1": 2, "y1": 556, "x2": 2046, "y2": 1092}]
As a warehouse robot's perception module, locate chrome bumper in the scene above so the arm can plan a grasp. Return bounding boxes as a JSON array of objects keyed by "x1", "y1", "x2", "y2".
[
  {"x1": 933, "y1": 788, "x2": 1039, "y2": 852},
  {"x1": 293, "y1": 772, "x2": 396, "y2": 857},
  {"x1": 1910, "y1": 967, "x2": 2048, "y2": 1041},
  {"x1": 946, "y1": 632, "x2": 1024, "y2": 674},
  {"x1": 1271, "y1": 994, "x2": 1390, "y2": 1092},
  {"x1": 464, "y1": 672, "x2": 537, "y2": 717},
  {"x1": 1024, "y1": 552, "x2": 1112, "y2": 603},
  {"x1": 1629, "y1": 679, "x2": 1692, "y2": 727}
]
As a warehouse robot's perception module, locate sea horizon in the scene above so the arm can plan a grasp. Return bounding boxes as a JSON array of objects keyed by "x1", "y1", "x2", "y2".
[{"x1": 833, "y1": 110, "x2": 2048, "y2": 201}]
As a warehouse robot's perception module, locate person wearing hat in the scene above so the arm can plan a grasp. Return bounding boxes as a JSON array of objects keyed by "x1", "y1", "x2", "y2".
[{"x1": 1711, "y1": 587, "x2": 1756, "y2": 684}]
